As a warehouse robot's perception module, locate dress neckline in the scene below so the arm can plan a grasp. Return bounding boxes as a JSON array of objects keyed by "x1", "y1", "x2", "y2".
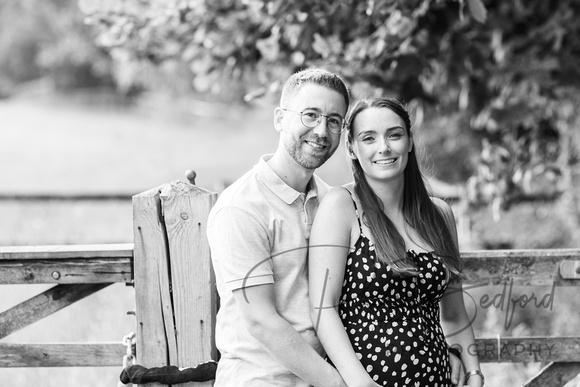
[
  {"x1": 407, "y1": 249, "x2": 435, "y2": 256},
  {"x1": 358, "y1": 233, "x2": 434, "y2": 256}
]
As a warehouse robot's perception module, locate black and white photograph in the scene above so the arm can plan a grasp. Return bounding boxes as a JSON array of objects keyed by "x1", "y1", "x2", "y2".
[{"x1": 1, "y1": 1, "x2": 579, "y2": 386}]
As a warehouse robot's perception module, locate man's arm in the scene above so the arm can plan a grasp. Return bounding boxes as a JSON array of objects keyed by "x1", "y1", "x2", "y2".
[{"x1": 233, "y1": 284, "x2": 346, "y2": 387}]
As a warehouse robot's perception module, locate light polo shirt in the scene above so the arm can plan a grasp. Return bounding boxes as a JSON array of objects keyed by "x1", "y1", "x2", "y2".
[{"x1": 207, "y1": 154, "x2": 329, "y2": 386}]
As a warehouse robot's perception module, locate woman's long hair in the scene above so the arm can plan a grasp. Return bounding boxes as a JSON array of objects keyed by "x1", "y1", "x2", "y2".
[{"x1": 346, "y1": 97, "x2": 462, "y2": 278}]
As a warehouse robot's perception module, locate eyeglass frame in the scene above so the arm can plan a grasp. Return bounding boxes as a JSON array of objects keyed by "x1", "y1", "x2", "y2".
[{"x1": 281, "y1": 108, "x2": 346, "y2": 135}]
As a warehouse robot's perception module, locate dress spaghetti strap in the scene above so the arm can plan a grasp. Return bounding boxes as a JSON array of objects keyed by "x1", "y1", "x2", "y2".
[{"x1": 343, "y1": 188, "x2": 363, "y2": 233}]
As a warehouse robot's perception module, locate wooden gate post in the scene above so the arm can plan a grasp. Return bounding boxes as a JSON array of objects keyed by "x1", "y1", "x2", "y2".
[{"x1": 133, "y1": 180, "x2": 218, "y2": 387}]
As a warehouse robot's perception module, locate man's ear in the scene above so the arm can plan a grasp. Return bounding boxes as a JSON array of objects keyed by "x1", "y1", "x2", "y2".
[{"x1": 274, "y1": 107, "x2": 284, "y2": 133}]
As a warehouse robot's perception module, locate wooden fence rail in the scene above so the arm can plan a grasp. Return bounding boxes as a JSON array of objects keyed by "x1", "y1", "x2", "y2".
[
  {"x1": 0, "y1": 180, "x2": 579, "y2": 386},
  {"x1": 0, "y1": 244, "x2": 132, "y2": 368}
]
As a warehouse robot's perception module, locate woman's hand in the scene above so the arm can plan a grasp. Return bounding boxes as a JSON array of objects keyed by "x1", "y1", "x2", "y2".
[
  {"x1": 464, "y1": 370, "x2": 484, "y2": 387},
  {"x1": 449, "y1": 352, "x2": 465, "y2": 386}
]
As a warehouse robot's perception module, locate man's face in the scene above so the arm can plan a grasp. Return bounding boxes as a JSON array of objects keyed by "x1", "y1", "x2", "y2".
[{"x1": 275, "y1": 84, "x2": 347, "y2": 170}]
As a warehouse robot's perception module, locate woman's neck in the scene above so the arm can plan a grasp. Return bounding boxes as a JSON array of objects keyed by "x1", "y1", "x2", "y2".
[{"x1": 366, "y1": 176, "x2": 405, "y2": 219}]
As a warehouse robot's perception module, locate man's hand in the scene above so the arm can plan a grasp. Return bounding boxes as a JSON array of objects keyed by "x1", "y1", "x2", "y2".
[
  {"x1": 449, "y1": 352, "x2": 465, "y2": 386},
  {"x1": 233, "y1": 284, "x2": 346, "y2": 387}
]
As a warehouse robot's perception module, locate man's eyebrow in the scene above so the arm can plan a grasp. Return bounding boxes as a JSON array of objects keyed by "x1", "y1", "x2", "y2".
[{"x1": 305, "y1": 107, "x2": 344, "y2": 118}]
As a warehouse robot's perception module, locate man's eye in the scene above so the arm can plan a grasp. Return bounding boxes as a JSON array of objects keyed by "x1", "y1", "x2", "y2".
[
  {"x1": 328, "y1": 118, "x2": 341, "y2": 126},
  {"x1": 303, "y1": 111, "x2": 319, "y2": 119}
]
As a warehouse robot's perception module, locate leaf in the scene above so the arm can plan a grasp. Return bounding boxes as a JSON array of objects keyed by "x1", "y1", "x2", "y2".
[
  {"x1": 312, "y1": 33, "x2": 330, "y2": 58},
  {"x1": 386, "y1": 10, "x2": 415, "y2": 38},
  {"x1": 256, "y1": 27, "x2": 280, "y2": 62},
  {"x1": 312, "y1": 33, "x2": 339, "y2": 59},
  {"x1": 467, "y1": 0, "x2": 487, "y2": 23}
]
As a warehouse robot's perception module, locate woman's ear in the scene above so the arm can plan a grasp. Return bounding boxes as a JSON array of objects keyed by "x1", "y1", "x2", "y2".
[
  {"x1": 408, "y1": 134, "x2": 414, "y2": 153},
  {"x1": 274, "y1": 107, "x2": 284, "y2": 133},
  {"x1": 346, "y1": 141, "x2": 357, "y2": 160}
]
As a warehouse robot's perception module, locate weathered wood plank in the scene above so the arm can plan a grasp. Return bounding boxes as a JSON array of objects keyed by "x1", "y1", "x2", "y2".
[
  {"x1": 0, "y1": 343, "x2": 125, "y2": 367},
  {"x1": 0, "y1": 283, "x2": 111, "y2": 339},
  {"x1": 0, "y1": 243, "x2": 133, "y2": 260},
  {"x1": 0, "y1": 258, "x2": 131, "y2": 284},
  {"x1": 522, "y1": 361, "x2": 580, "y2": 387},
  {"x1": 161, "y1": 181, "x2": 217, "y2": 387},
  {"x1": 0, "y1": 193, "x2": 133, "y2": 201},
  {"x1": 474, "y1": 337, "x2": 580, "y2": 363},
  {"x1": 461, "y1": 249, "x2": 580, "y2": 286},
  {"x1": 133, "y1": 185, "x2": 174, "y2": 387}
]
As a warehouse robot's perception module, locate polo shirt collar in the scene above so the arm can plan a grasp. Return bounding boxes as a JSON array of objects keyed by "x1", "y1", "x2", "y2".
[{"x1": 256, "y1": 154, "x2": 319, "y2": 204}]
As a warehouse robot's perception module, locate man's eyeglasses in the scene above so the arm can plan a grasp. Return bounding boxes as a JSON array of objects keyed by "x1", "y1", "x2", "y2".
[{"x1": 282, "y1": 108, "x2": 345, "y2": 135}]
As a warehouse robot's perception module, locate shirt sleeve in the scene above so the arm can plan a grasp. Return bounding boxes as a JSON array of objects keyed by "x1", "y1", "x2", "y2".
[{"x1": 208, "y1": 206, "x2": 274, "y2": 291}]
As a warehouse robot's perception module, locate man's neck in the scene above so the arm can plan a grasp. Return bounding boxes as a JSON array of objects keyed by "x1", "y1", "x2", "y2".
[{"x1": 267, "y1": 151, "x2": 315, "y2": 193}]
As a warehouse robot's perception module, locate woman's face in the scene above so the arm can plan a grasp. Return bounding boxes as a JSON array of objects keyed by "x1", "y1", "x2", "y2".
[{"x1": 349, "y1": 107, "x2": 413, "y2": 183}]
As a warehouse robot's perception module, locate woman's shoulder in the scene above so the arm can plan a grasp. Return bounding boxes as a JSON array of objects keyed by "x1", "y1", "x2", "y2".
[
  {"x1": 312, "y1": 185, "x2": 358, "y2": 241},
  {"x1": 321, "y1": 184, "x2": 354, "y2": 204}
]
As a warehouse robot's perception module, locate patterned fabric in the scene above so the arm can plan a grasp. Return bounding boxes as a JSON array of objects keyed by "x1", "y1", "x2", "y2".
[{"x1": 338, "y1": 193, "x2": 452, "y2": 387}]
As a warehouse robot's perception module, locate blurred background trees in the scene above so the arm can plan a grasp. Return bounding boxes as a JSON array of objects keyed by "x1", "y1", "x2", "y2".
[
  {"x1": 0, "y1": 0, "x2": 115, "y2": 96},
  {"x1": 2, "y1": 0, "x2": 580, "y2": 246},
  {"x1": 77, "y1": 0, "x2": 580, "y2": 243}
]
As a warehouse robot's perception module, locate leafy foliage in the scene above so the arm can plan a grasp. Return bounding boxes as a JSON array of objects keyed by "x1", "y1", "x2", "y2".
[
  {"x1": 80, "y1": 0, "x2": 580, "y2": 211},
  {"x1": 0, "y1": 0, "x2": 114, "y2": 95}
]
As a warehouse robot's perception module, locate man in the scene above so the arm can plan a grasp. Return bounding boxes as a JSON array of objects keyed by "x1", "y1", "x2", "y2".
[{"x1": 207, "y1": 68, "x2": 349, "y2": 386}]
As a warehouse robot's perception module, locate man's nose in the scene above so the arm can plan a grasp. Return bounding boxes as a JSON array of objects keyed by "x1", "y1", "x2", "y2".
[{"x1": 312, "y1": 116, "x2": 329, "y2": 137}]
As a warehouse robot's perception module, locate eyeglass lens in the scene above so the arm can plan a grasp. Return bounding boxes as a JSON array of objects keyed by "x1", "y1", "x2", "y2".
[{"x1": 301, "y1": 110, "x2": 343, "y2": 133}]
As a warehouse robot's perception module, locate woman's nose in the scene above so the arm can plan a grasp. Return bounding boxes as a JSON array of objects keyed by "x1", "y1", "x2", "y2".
[{"x1": 378, "y1": 140, "x2": 390, "y2": 154}]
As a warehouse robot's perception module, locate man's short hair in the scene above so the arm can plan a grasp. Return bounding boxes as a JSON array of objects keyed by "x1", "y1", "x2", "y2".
[{"x1": 280, "y1": 68, "x2": 349, "y2": 108}]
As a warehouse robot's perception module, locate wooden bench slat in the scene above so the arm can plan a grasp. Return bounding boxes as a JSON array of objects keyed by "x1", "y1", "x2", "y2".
[
  {"x1": 132, "y1": 187, "x2": 174, "y2": 369},
  {"x1": 462, "y1": 249, "x2": 580, "y2": 286},
  {"x1": 0, "y1": 343, "x2": 126, "y2": 367},
  {"x1": 475, "y1": 337, "x2": 580, "y2": 363},
  {"x1": 161, "y1": 181, "x2": 217, "y2": 387},
  {"x1": 0, "y1": 258, "x2": 132, "y2": 284},
  {"x1": 0, "y1": 243, "x2": 134, "y2": 260}
]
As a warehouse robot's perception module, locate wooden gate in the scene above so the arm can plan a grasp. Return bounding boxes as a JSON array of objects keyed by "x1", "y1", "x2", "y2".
[
  {"x1": 1, "y1": 178, "x2": 579, "y2": 386},
  {"x1": 0, "y1": 243, "x2": 131, "y2": 366}
]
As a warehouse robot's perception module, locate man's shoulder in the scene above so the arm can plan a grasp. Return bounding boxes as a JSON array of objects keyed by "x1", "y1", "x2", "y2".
[{"x1": 210, "y1": 167, "x2": 268, "y2": 219}]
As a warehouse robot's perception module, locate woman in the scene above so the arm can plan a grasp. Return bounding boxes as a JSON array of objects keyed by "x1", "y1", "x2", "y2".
[{"x1": 308, "y1": 98, "x2": 482, "y2": 387}]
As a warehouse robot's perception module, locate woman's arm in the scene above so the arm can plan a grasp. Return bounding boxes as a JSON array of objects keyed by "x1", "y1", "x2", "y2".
[
  {"x1": 433, "y1": 198, "x2": 483, "y2": 387},
  {"x1": 309, "y1": 188, "x2": 380, "y2": 387},
  {"x1": 441, "y1": 281, "x2": 482, "y2": 387}
]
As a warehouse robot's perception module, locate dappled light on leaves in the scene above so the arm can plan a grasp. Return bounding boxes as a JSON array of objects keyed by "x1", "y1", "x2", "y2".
[{"x1": 71, "y1": 1, "x2": 580, "y2": 216}]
